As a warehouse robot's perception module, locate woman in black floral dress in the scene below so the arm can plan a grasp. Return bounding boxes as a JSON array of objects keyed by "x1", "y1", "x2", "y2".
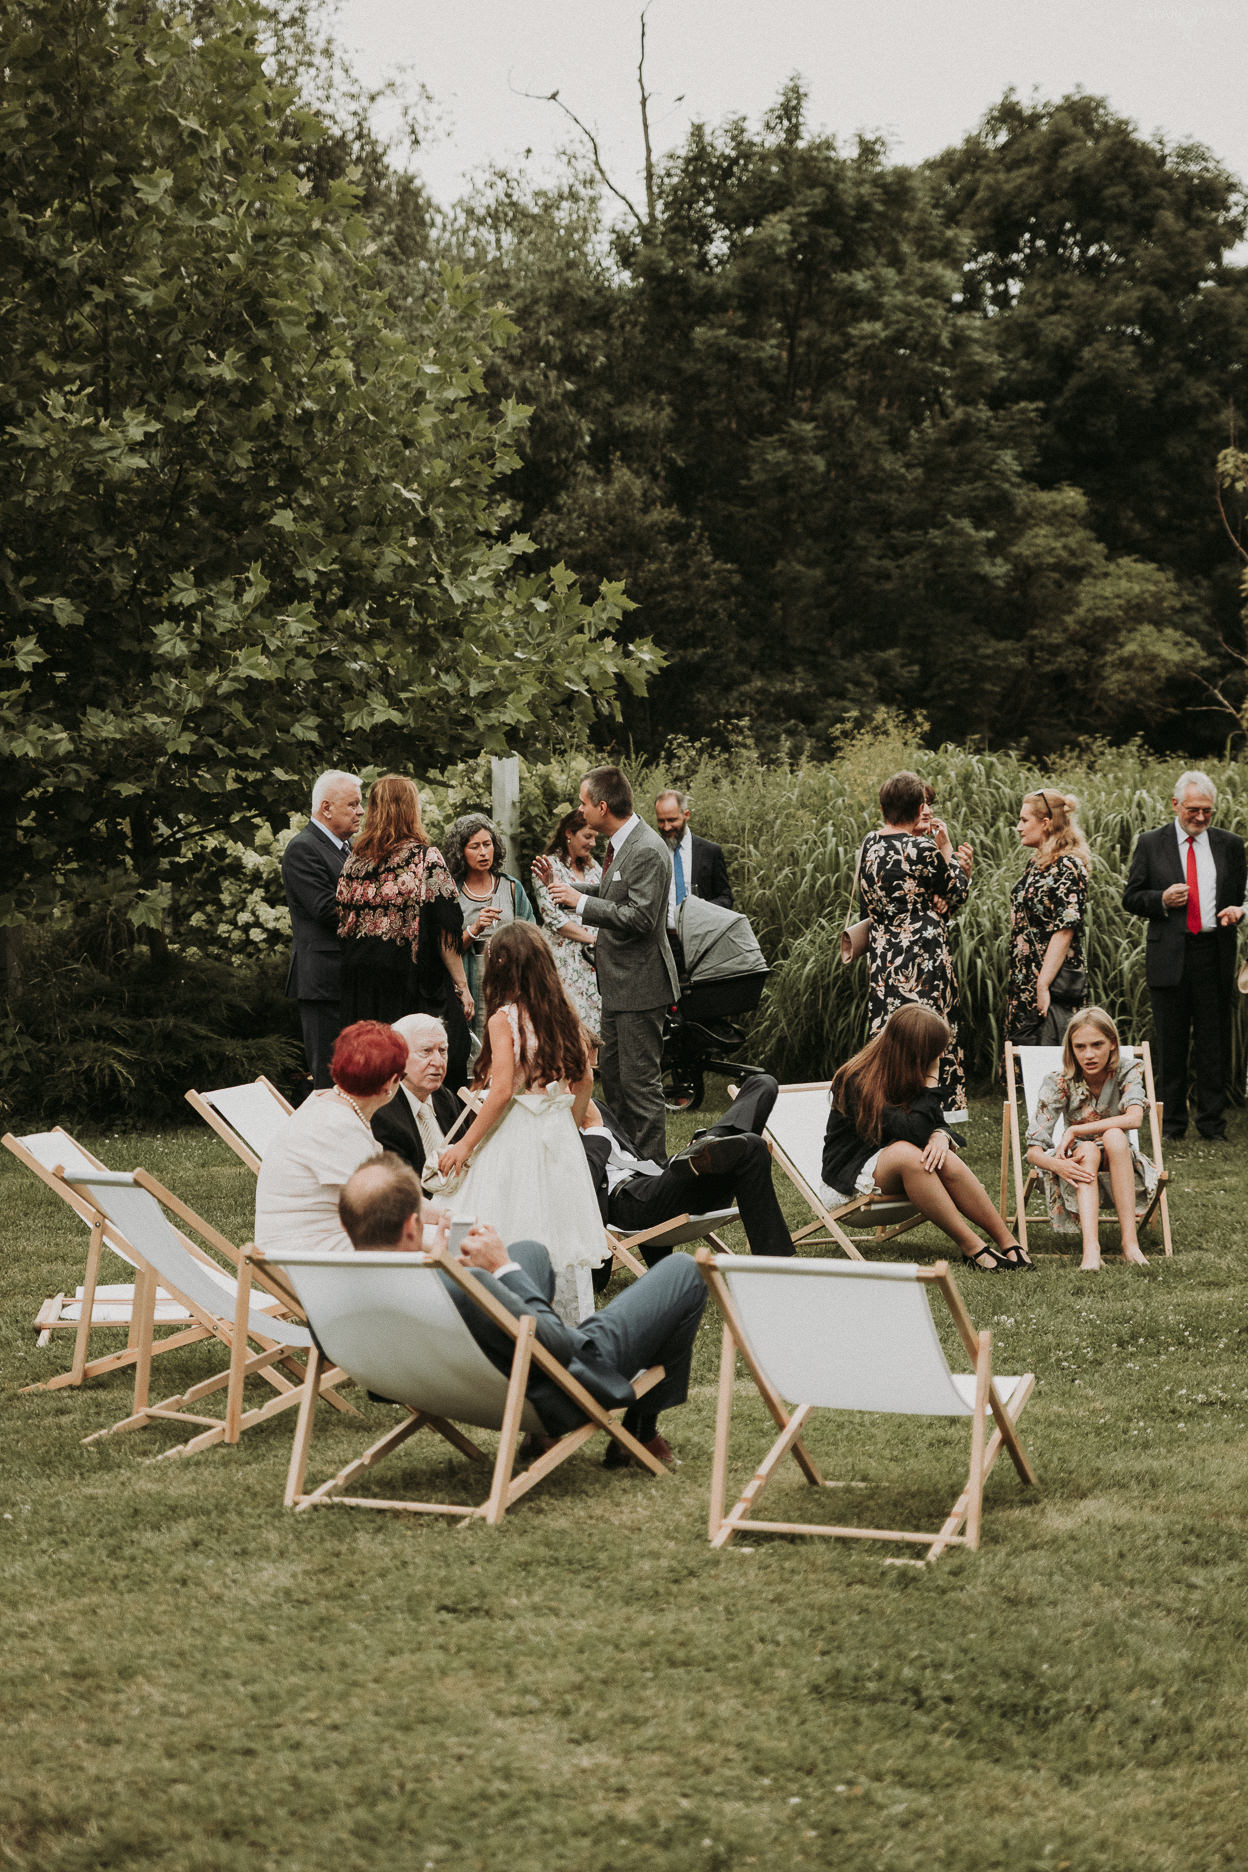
[
  {"x1": 858, "y1": 771, "x2": 973, "y2": 1114},
  {"x1": 336, "y1": 774, "x2": 472, "y2": 1091},
  {"x1": 1006, "y1": 787, "x2": 1091, "y2": 1045}
]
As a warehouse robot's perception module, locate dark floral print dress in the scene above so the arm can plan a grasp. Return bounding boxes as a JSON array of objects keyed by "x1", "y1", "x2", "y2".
[
  {"x1": 858, "y1": 830, "x2": 970, "y2": 1114},
  {"x1": 1006, "y1": 855, "x2": 1088, "y2": 1042}
]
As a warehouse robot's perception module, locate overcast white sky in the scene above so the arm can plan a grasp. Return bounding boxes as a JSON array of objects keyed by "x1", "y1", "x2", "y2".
[{"x1": 332, "y1": 0, "x2": 1247, "y2": 224}]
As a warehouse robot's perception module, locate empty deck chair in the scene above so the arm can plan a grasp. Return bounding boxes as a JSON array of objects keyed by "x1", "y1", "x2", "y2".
[
  {"x1": 1000, "y1": 1042, "x2": 1172, "y2": 1257},
  {"x1": 745, "y1": 1080, "x2": 921, "y2": 1261},
  {"x1": 252, "y1": 1244, "x2": 669, "y2": 1524},
  {"x1": 696, "y1": 1250, "x2": 1036, "y2": 1563},
  {"x1": 5, "y1": 1128, "x2": 211, "y2": 1391},
  {"x1": 56, "y1": 1169, "x2": 350, "y2": 1456},
  {"x1": 185, "y1": 1076, "x2": 293, "y2": 1173}
]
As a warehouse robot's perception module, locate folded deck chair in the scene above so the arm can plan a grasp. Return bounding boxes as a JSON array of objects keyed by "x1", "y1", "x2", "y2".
[
  {"x1": 1000, "y1": 1042, "x2": 1172, "y2": 1258},
  {"x1": 185, "y1": 1076, "x2": 293, "y2": 1173},
  {"x1": 55, "y1": 1169, "x2": 351, "y2": 1457},
  {"x1": 5, "y1": 1128, "x2": 215, "y2": 1392},
  {"x1": 741, "y1": 1080, "x2": 921, "y2": 1261},
  {"x1": 696, "y1": 1249, "x2": 1036, "y2": 1563},
  {"x1": 253, "y1": 1244, "x2": 670, "y2": 1524}
]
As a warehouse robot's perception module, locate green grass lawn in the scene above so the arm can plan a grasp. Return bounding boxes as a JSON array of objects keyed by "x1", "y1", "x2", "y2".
[{"x1": 3, "y1": 1099, "x2": 1248, "y2": 1871}]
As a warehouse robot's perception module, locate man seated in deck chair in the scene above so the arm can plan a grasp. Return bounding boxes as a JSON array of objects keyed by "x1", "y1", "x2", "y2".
[
  {"x1": 338, "y1": 1156, "x2": 708, "y2": 1469},
  {"x1": 369, "y1": 1013, "x2": 464, "y2": 1193},
  {"x1": 580, "y1": 1071, "x2": 795, "y2": 1278}
]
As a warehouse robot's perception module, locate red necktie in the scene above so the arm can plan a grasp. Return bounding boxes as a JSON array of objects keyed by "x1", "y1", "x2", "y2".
[
  {"x1": 602, "y1": 840, "x2": 615, "y2": 876},
  {"x1": 1186, "y1": 836, "x2": 1202, "y2": 934}
]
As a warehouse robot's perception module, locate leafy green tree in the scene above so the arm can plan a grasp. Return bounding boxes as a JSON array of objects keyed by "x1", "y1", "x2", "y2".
[{"x1": 0, "y1": 0, "x2": 648, "y2": 963}]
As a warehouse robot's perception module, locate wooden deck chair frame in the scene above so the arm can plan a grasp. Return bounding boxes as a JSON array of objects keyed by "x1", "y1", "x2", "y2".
[
  {"x1": 185, "y1": 1075, "x2": 293, "y2": 1173},
  {"x1": 6, "y1": 1128, "x2": 231, "y2": 1393},
  {"x1": 696, "y1": 1249, "x2": 1037, "y2": 1563},
  {"x1": 999, "y1": 1041, "x2": 1173, "y2": 1258},
  {"x1": 52, "y1": 1168, "x2": 354, "y2": 1457},
  {"x1": 253, "y1": 1244, "x2": 670, "y2": 1525},
  {"x1": 739, "y1": 1080, "x2": 923, "y2": 1262}
]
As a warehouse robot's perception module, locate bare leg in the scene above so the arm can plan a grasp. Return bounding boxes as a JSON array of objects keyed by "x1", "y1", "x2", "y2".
[
  {"x1": 1103, "y1": 1129, "x2": 1148, "y2": 1264},
  {"x1": 873, "y1": 1143, "x2": 998, "y2": 1261},
  {"x1": 1069, "y1": 1141, "x2": 1103, "y2": 1270}
]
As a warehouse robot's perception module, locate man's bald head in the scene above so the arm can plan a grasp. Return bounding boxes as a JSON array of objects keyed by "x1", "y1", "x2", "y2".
[{"x1": 338, "y1": 1153, "x2": 423, "y2": 1251}]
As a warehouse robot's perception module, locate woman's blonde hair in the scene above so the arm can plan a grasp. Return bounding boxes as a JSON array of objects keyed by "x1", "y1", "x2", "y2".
[
  {"x1": 1022, "y1": 786, "x2": 1091, "y2": 872},
  {"x1": 1061, "y1": 1005, "x2": 1120, "y2": 1083},
  {"x1": 352, "y1": 774, "x2": 427, "y2": 864}
]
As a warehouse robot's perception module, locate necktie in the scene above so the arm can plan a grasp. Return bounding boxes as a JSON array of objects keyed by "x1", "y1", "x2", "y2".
[
  {"x1": 602, "y1": 840, "x2": 615, "y2": 876},
  {"x1": 1186, "y1": 837, "x2": 1202, "y2": 934},
  {"x1": 673, "y1": 843, "x2": 687, "y2": 906},
  {"x1": 416, "y1": 1100, "x2": 444, "y2": 1164}
]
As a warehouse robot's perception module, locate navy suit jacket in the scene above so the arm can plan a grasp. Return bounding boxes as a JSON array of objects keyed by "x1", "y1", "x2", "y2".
[
  {"x1": 1123, "y1": 823, "x2": 1246, "y2": 990},
  {"x1": 690, "y1": 835, "x2": 733, "y2": 909},
  {"x1": 282, "y1": 822, "x2": 348, "y2": 1002},
  {"x1": 371, "y1": 1085, "x2": 464, "y2": 1183}
]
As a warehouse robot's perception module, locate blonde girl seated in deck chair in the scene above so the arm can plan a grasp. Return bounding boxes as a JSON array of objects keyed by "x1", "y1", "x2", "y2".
[
  {"x1": 1024, "y1": 1006, "x2": 1155, "y2": 1272},
  {"x1": 822, "y1": 1005, "x2": 1031, "y2": 1274}
]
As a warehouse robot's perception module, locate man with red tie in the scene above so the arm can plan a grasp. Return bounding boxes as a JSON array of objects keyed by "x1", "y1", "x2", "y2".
[{"x1": 1124, "y1": 771, "x2": 1246, "y2": 1141}]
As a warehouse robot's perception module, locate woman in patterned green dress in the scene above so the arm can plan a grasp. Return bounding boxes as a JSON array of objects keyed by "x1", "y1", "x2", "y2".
[{"x1": 1006, "y1": 788, "x2": 1091, "y2": 1046}]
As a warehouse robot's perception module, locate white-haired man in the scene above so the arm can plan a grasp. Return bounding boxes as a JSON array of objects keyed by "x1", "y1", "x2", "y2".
[
  {"x1": 370, "y1": 1013, "x2": 465, "y2": 1188},
  {"x1": 281, "y1": 769, "x2": 362, "y2": 1087},
  {"x1": 1124, "y1": 770, "x2": 1246, "y2": 1140}
]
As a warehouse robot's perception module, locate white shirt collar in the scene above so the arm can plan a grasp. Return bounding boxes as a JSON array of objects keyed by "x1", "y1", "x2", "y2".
[
  {"x1": 1174, "y1": 821, "x2": 1210, "y2": 851},
  {"x1": 607, "y1": 812, "x2": 640, "y2": 854}
]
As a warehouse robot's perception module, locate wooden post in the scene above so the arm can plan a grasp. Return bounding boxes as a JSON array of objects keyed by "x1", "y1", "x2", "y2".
[{"x1": 491, "y1": 754, "x2": 519, "y2": 851}]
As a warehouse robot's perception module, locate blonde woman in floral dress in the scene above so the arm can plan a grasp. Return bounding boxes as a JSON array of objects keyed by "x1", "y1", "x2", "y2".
[
  {"x1": 531, "y1": 807, "x2": 603, "y2": 1035},
  {"x1": 336, "y1": 774, "x2": 473, "y2": 1093},
  {"x1": 1006, "y1": 787, "x2": 1091, "y2": 1047}
]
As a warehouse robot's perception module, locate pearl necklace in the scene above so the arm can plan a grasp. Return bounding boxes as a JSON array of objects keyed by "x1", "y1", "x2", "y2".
[{"x1": 333, "y1": 1088, "x2": 373, "y2": 1132}]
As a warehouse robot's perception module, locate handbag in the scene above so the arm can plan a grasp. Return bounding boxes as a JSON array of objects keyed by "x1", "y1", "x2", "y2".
[
  {"x1": 1048, "y1": 960, "x2": 1087, "y2": 1008},
  {"x1": 839, "y1": 844, "x2": 871, "y2": 966}
]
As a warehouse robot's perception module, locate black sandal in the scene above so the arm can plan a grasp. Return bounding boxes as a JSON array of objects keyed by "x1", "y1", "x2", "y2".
[
  {"x1": 996, "y1": 1241, "x2": 1037, "y2": 1272},
  {"x1": 962, "y1": 1244, "x2": 1011, "y2": 1273}
]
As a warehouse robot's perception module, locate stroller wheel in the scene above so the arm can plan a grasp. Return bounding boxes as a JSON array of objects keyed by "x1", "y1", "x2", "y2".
[{"x1": 663, "y1": 1066, "x2": 705, "y2": 1111}]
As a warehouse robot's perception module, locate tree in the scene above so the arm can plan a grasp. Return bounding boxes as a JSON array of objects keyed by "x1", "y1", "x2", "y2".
[{"x1": 0, "y1": 0, "x2": 651, "y2": 962}]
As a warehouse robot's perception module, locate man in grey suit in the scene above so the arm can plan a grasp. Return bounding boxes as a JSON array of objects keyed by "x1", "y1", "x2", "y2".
[
  {"x1": 281, "y1": 769, "x2": 362, "y2": 1087},
  {"x1": 537, "y1": 765, "x2": 678, "y2": 1161}
]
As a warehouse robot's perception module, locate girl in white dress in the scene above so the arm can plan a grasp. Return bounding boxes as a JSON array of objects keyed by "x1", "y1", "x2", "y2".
[{"x1": 437, "y1": 921, "x2": 607, "y2": 1323}]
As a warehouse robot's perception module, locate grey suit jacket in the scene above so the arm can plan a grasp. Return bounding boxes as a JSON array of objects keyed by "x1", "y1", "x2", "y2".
[
  {"x1": 282, "y1": 822, "x2": 348, "y2": 1002},
  {"x1": 577, "y1": 818, "x2": 679, "y2": 1011}
]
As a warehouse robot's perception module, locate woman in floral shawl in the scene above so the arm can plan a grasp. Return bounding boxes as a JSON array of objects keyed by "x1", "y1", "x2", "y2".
[
  {"x1": 336, "y1": 774, "x2": 472, "y2": 1092},
  {"x1": 1024, "y1": 1006, "x2": 1155, "y2": 1269}
]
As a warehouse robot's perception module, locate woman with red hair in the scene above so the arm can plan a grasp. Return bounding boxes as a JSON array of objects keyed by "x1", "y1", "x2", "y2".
[{"x1": 254, "y1": 1021, "x2": 406, "y2": 1256}]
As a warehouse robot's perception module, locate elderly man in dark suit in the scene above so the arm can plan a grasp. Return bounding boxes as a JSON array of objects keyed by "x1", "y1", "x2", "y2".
[
  {"x1": 339, "y1": 1155, "x2": 707, "y2": 1468},
  {"x1": 371, "y1": 1013, "x2": 464, "y2": 1190},
  {"x1": 536, "y1": 766, "x2": 678, "y2": 1162},
  {"x1": 281, "y1": 769, "x2": 362, "y2": 1087},
  {"x1": 655, "y1": 788, "x2": 734, "y2": 916},
  {"x1": 1123, "y1": 769, "x2": 1246, "y2": 1141}
]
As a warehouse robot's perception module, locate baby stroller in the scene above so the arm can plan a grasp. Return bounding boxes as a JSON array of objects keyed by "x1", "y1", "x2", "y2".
[{"x1": 662, "y1": 896, "x2": 771, "y2": 1110}]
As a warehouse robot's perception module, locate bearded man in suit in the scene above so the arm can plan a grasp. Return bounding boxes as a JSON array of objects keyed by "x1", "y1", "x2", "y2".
[
  {"x1": 370, "y1": 1013, "x2": 464, "y2": 1190},
  {"x1": 1123, "y1": 769, "x2": 1246, "y2": 1141},
  {"x1": 535, "y1": 765, "x2": 677, "y2": 1162},
  {"x1": 654, "y1": 788, "x2": 734, "y2": 916},
  {"x1": 281, "y1": 769, "x2": 362, "y2": 1087}
]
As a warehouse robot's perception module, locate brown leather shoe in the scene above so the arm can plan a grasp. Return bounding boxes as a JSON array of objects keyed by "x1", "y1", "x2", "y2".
[
  {"x1": 603, "y1": 1431, "x2": 679, "y2": 1470},
  {"x1": 517, "y1": 1432, "x2": 557, "y2": 1463}
]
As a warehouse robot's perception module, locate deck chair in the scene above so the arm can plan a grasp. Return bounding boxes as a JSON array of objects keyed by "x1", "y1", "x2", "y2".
[
  {"x1": 696, "y1": 1249, "x2": 1037, "y2": 1563},
  {"x1": 251, "y1": 1244, "x2": 670, "y2": 1524},
  {"x1": 185, "y1": 1076, "x2": 293, "y2": 1172},
  {"x1": 5, "y1": 1128, "x2": 217, "y2": 1392},
  {"x1": 1000, "y1": 1042, "x2": 1172, "y2": 1258},
  {"x1": 745, "y1": 1081, "x2": 922, "y2": 1261},
  {"x1": 54, "y1": 1169, "x2": 352, "y2": 1457}
]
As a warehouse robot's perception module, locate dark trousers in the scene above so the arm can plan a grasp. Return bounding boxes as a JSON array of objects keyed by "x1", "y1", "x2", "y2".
[
  {"x1": 510, "y1": 1241, "x2": 707, "y2": 1420},
  {"x1": 1150, "y1": 935, "x2": 1231, "y2": 1137},
  {"x1": 298, "y1": 999, "x2": 341, "y2": 1090},
  {"x1": 600, "y1": 1003, "x2": 668, "y2": 1163},
  {"x1": 609, "y1": 1073, "x2": 794, "y2": 1261}
]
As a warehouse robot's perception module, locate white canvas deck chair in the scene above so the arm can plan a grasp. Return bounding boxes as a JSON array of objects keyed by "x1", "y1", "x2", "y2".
[
  {"x1": 5, "y1": 1128, "x2": 213, "y2": 1392},
  {"x1": 696, "y1": 1250, "x2": 1037, "y2": 1563},
  {"x1": 185, "y1": 1076, "x2": 293, "y2": 1173},
  {"x1": 253, "y1": 1244, "x2": 670, "y2": 1525},
  {"x1": 746, "y1": 1081, "x2": 921, "y2": 1261},
  {"x1": 1000, "y1": 1042, "x2": 1172, "y2": 1258},
  {"x1": 55, "y1": 1169, "x2": 352, "y2": 1457}
]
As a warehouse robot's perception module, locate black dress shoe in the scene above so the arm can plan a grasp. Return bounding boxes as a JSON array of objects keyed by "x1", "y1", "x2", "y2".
[{"x1": 669, "y1": 1132, "x2": 750, "y2": 1177}]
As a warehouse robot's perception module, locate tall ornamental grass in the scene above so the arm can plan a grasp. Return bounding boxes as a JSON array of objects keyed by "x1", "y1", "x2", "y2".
[{"x1": 631, "y1": 725, "x2": 1248, "y2": 1091}]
